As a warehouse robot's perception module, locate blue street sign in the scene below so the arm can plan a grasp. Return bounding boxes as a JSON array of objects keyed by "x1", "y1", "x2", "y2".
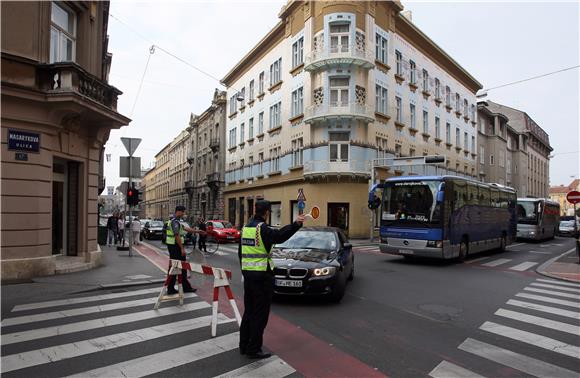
[{"x1": 298, "y1": 200, "x2": 305, "y2": 210}]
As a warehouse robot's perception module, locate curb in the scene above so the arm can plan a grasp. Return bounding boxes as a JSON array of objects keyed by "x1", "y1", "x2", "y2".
[{"x1": 535, "y1": 247, "x2": 580, "y2": 284}]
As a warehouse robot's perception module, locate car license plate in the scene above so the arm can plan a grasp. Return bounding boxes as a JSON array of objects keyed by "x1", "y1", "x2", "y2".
[
  {"x1": 275, "y1": 279, "x2": 302, "y2": 287},
  {"x1": 399, "y1": 249, "x2": 414, "y2": 255},
  {"x1": 227, "y1": 236, "x2": 234, "y2": 239}
]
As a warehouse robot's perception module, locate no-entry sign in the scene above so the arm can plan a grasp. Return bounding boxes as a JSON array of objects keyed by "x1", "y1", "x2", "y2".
[{"x1": 567, "y1": 191, "x2": 580, "y2": 204}]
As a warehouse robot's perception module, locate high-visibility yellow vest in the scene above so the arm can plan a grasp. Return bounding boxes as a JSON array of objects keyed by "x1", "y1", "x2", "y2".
[
  {"x1": 241, "y1": 223, "x2": 271, "y2": 271},
  {"x1": 165, "y1": 219, "x2": 186, "y2": 245}
]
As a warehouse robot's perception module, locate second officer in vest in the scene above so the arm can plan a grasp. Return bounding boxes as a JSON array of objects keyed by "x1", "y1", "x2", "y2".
[{"x1": 238, "y1": 200, "x2": 306, "y2": 359}]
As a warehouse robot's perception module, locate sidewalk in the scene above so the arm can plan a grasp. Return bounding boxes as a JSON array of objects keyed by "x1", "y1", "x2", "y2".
[
  {"x1": 349, "y1": 238, "x2": 379, "y2": 247},
  {"x1": 537, "y1": 246, "x2": 580, "y2": 283}
]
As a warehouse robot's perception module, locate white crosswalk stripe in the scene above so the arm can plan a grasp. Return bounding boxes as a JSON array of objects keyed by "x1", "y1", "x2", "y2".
[
  {"x1": 1, "y1": 287, "x2": 296, "y2": 377},
  {"x1": 430, "y1": 278, "x2": 580, "y2": 377},
  {"x1": 481, "y1": 258, "x2": 512, "y2": 267},
  {"x1": 509, "y1": 261, "x2": 538, "y2": 271}
]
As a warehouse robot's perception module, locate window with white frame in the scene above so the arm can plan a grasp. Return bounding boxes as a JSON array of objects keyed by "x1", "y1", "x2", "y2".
[
  {"x1": 270, "y1": 58, "x2": 282, "y2": 87},
  {"x1": 480, "y1": 146, "x2": 485, "y2": 164},
  {"x1": 376, "y1": 137, "x2": 388, "y2": 160},
  {"x1": 291, "y1": 138, "x2": 303, "y2": 167},
  {"x1": 395, "y1": 143, "x2": 402, "y2": 156},
  {"x1": 463, "y1": 99, "x2": 469, "y2": 116},
  {"x1": 239, "y1": 123, "x2": 245, "y2": 144},
  {"x1": 240, "y1": 87, "x2": 246, "y2": 107},
  {"x1": 375, "y1": 33, "x2": 387, "y2": 63},
  {"x1": 269, "y1": 102, "x2": 281, "y2": 129},
  {"x1": 435, "y1": 117, "x2": 441, "y2": 139},
  {"x1": 422, "y1": 69, "x2": 428, "y2": 91},
  {"x1": 446, "y1": 122, "x2": 451, "y2": 144},
  {"x1": 270, "y1": 147, "x2": 281, "y2": 172},
  {"x1": 435, "y1": 78, "x2": 441, "y2": 99},
  {"x1": 410, "y1": 104, "x2": 416, "y2": 129},
  {"x1": 258, "y1": 152, "x2": 264, "y2": 175},
  {"x1": 329, "y1": 132, "x2": 349, "y2": 162},
  {"x1": 249, "y1": 118, "x2": 254, "y2": 139},
  {"x1": 291, "y1": 87, "x2": 304, "y2": 117},
  {"x1": 258, "y1": 112, "x2": 264, "y2": 134},
  {"x1": 329, "y1": 23, "x2": 350, "y2": 53},
  {"x1": 471, "y1": 104, "x2": 476, "y2": 121},
  {"x1": 395, "y1": 96, "x2": 402, "y2": 123},
  {"x1": 50, "y1": 2, "x2": 76, "y2": 63},
  {"x1": 423, "y1": 110, "x2": 429, "y2": 134},
  {"x1": 229, "y1": 128, "x2": 237, "y2": 148},
  {"x1": 292, "y1": 37, "x2": 304, "y2": 68},
  {"x1": 445, "y1": 86, "x2": 451, "y2": 106},
  {"x1": 471, "y1": 136, "x2": 475, "y2": 154},
  {"x1": 409, "y1": 60, "x2": 416, "y2": 84},
  {"x1": 455, "y1": 93, "x2": 460, "y2": 111},
  {"x1": 464, "y1": 132, "x2": 468, "y2": 151},
  {"x1": 330, "y1": 77, "x2": 349, "y2": 106},
  {"x1": 229, "y1": 95, "x2": 237, "y2": 115},
  {"x1": 375, "y1": 84, "x2": 388, "y2": 114},
  {"x1": 395, "y1": 50, "x2": 402, "y2": 75},
  {"x1": 258, "y1": 72, "x2": 265, "y2": 94},
  {"x1": 249, "y1": 80, "x2": 255, "y2": 102},
  {"x1": 456, "y1": 128, "x2": 461, "y2": 147}
]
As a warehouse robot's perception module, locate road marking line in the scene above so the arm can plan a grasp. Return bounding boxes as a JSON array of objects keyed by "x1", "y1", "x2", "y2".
[
  {"x1": 428, "y1": 360, "x2": 484, "y2": 378},
  {"x1": 494, "y1": 308, "x2": 579, "y2": 335},
  {"x1": 458, "y1": 338, "x2": 578, "y2": 378},
  {"x1": 2, "y1": 315, "x2": 233, "y2": 373},
  {"x1": 515, "y1": 293, "x2": 580, "y2": 309},
  {"x1": 11, "y1": 287, "x2": 162, "y2": 312},
  {"x1": 466, "y1": 257, "x2": 491, "y2": 264},
  {"x1": 64, "y1": 332, "x2": 240, "y2": 378},
  {"x1": 529, "y1": 251, "x2": 552, "y2": 254},
  {"x1": 482, "y1": 258, "x2": 512, "y2": 267},
  {"x1": 213, "y1": 355, "x2": 296, "y2": 378},
  {"x1": 507, "y1": 243, "x2": 525, "y2": 248},
  {"x1": 537, "y1": 278, "x2": 580, "y2": 288},
  {"x1": 506, "y1": 299, "x2": 580, "y2": 320},
  {"x1": 1, "y1": 293, "x2": 198, "y2": 327},
  {"x1": 479, "y1": 321, "x2": 580, "y2": 360},
  {"x1": 2, "y1": 301, "x2": 210, "y2": 345},
  {"x1": 531, "y1": 283, "x2": 580, "y2": 293},
  {"x1": 509, "y1": 262, "x2": 538, "y2": 271},
  {"x1": 524, "y1": 287, "x2": 580, "y2": 300}
]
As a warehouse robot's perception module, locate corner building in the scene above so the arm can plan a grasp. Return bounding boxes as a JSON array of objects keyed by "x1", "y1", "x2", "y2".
[{"x1": 221, "y1": 1, "x2": 482, "y2": 237}]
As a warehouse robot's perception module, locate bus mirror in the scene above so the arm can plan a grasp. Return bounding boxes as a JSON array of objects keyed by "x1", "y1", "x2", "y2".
[
  {"x1": 368, "y1": 196, "x2": 381, "y2": 210},
  {"x1": 436, "y1": 191, "x2": 445, "y2": 203}
]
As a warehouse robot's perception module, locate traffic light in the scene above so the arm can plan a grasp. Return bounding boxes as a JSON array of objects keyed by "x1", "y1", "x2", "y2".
[{"x1": 127, "y1": 184, "x2": 139, "y2": 206}]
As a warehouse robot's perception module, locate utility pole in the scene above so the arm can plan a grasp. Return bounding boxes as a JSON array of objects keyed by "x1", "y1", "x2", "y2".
[{"x1": 120, "y1": 137, "x2": 142, "y2": 256}]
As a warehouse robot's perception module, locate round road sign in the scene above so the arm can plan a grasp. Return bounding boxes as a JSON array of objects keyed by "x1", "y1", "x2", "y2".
[{"x1": 567, "y1": 191, "x2": 580, "y2": 205}]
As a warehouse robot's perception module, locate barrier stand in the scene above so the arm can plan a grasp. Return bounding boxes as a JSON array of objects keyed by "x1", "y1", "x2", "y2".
[{"x1": 154, "y1": 259, "x2": 241, "y2": 337}]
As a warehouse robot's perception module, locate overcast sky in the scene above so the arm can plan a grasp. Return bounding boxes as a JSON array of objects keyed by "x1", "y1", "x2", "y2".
[{"x1": 104, "y1": 0, "x2": 579, "y2": 190}]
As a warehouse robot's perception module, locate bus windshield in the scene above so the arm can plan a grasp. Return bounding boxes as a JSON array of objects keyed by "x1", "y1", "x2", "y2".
[
  {"x1": 382, "y1": 180, "x2": 442, "y2": 227},
  {"x1": 517, "y1": 201, "x2": 539, "y2": 224}
]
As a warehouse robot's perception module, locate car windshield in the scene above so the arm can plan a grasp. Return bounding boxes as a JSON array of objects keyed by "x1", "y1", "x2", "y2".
[
  {"x1": 150, "y1": 221, "x2": 163, "y2": 227},
  {"x1": 213, "y1": 221, "x2": 233, "y2": 229},
  {"x1": 560, "y1": 221, "x2": 575, "y2": 227},
  {"x1": 517, "y1": 201, "x2": 539, "y2": 224},
  {"x1": 275, "y1": 231, "x2": 337, "y2": 250},
  {"x1": 381, "y1": 180, "x2": 442, "y2": 227}
]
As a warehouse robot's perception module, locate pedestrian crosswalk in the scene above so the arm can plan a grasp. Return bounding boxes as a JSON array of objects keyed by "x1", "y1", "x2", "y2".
[
  {"x1": 1, "y1": 286, "x2": 297, "y2": 377},
  {"x1": 429, "y1": 277, "x2": 580, "y2": 378}
]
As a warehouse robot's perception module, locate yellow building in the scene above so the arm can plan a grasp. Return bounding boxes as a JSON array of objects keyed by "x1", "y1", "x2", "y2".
[{"x1": 549, "y1": 179, "x2": 580, "y2": 216}]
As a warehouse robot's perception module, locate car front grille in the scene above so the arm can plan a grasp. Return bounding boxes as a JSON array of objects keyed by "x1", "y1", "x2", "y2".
[{"x1": 273, "y1": 267, "x2": 308, "y2": 278}]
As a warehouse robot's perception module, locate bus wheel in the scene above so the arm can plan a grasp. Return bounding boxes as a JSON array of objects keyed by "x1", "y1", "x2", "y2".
[
  {"x1": 458, "y1": 239, "x2": 468, "y2": 262},
  {"x1": 499, "y1": 234, "x2": 507, "y2": 252}
]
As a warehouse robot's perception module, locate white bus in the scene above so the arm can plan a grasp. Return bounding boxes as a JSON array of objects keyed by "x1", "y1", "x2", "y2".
[{"x1": 516, "y1": 198, "x2": 560, "y2": 240}]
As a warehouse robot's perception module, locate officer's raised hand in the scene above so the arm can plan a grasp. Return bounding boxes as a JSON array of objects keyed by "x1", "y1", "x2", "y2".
[{"x1": 295, "y1": 214, "x2": 307, "y2": 225}]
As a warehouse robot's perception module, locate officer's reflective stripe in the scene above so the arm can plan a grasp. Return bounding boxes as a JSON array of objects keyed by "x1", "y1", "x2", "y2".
[
  {"x1": 241, "y1": 238, "x2": 256, "y2": 246},
  {"x1": 241, "y1": 261, "x2": 268, "y2": 267},
  {"x1": 241, "y1": 253, "x2": 270, "y2": 259}
]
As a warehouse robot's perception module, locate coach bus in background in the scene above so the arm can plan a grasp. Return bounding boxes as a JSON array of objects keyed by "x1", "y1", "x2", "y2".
[
  {"x1": 368, "y1": 176, "x2": 517, "y2": 261},
  {"x1": 516, "y1": 198, "x2": 560, "y2": 241}
]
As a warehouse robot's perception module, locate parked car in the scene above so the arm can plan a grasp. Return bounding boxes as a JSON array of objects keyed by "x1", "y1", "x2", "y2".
[
  {"x1": 270, "y1": 227, "x2": 354, "y2": 302},
  {"x1": 206, "y1": 220, "x2": 240, "y2": 243},
  {"x1": 558, "y1": 220, "x2": 578, "y2": 237},
  {"x1": 142, "y1": 220, "x2": 165, "y2": 240}
]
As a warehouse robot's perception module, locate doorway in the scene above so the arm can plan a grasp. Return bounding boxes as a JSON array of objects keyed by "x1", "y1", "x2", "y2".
[
  {"x1": 52, "y1": 159, "x2": 80, "y2": 256},
  {"x1": 328, "y1": 203, "x2": 349, "y2": 232}
]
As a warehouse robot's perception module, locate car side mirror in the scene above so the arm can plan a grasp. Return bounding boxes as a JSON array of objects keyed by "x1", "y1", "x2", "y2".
[
  {"x1": 343, "y1": 243, "x2": 352, "y2": 249},
  {"x1": 436, "y1": 191, "x2": 444, "y2": 204}
]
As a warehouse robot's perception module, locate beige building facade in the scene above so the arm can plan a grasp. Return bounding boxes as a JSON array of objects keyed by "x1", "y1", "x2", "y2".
[
  {"x1": 1, "y1": 1, "x2": 130, "y2": 280},
  {"x1": 221, "y1": 0, "x2": 481, "y2": 237},
  {"x1": 146, "y1": 143, "x2": 171, "y2": 219},
  {"x1": 549, "y1": 179, "x2": 580, "y2": 216},
  {"x1": 168, "y1": 130, "x2": 190, "y2": 213}
]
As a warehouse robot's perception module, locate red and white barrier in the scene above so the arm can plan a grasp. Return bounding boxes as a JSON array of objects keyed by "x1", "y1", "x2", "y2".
[{"x1": 154, "y1": 259, "x2": 241, "y2": 337}]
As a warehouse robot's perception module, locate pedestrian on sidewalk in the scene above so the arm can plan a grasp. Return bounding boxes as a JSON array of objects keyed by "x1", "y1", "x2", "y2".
[
  {"x1": 131, "y1": 217, "x2": 141, "y2": 245},
  {"x1": 238, "y1": 199, "x2": 306, "y2": 359},
  {"x1": 117, "y1": 213, "x2": 125, "y2": 246},
  {"x1": 106, "y1": 212, "x2": 118, "y2": 246},
  {"x1": 165, "y1": 205, "x2": 205, "y2": 295}
]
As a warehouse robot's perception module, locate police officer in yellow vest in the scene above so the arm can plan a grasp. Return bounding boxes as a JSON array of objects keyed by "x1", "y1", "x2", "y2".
[
  {"x1": 238, "y1": 200, "x2": 306, "y2": 359},
  {"x1": 166, "y1": 205, "x2": 204, "y2": 295}
]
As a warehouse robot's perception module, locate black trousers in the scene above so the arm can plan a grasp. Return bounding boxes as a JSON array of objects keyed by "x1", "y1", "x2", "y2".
[
  {"x1": 167, "y1": 244, "x2": 193, "y2": 291},
  {"x1": 239, "y1": 274, "x2": 274, "y2": 354},
  {"x1": 198, "y1": 236, "x2": 206, "y2": 252}
]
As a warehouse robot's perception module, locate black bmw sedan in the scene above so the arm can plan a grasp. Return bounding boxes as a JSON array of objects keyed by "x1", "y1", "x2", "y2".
[{"x1": 271, "y1": 227, "x2": 354, "y2": 302}]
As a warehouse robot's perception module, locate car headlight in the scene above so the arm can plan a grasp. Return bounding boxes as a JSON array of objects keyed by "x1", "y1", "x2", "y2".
[
  {"x1": 529, "y1": 231, "x2": 535, "y2": 235},
  {"x1": 312, "y1": 267, "x2": 336, "y2": 276},
  {"x1": 426, "y1": 240, "x2": 443, "y2": 248}
]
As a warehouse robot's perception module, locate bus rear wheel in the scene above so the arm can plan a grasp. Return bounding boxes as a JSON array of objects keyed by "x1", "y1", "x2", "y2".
[{"x1": 458, "y1": 239, "x2": 468, "y2": 262}]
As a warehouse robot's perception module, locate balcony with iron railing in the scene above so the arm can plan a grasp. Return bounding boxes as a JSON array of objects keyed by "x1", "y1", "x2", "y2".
[
  {"x1": 206, "y1": 172, "x2": 221, "y2": 189},
  {"x1": 209, "y1": 138, "x2": 220, "y2": 151},
  {"x1": 304, "y1": 44, "x2": 374, "y2": 72},
  {"x1": 304, "y1": 101, "x2": 374, "y2": 124},
  {"x1": 303, "y1": 160, "x2": 370, "y2": 180}
]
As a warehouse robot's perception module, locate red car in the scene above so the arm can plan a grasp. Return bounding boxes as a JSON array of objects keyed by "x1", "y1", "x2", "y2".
[{"x1": 206, "y1": 220, "x2": 240, "y2": 243}]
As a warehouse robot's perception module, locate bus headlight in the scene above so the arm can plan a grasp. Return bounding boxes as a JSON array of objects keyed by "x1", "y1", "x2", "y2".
[
  {"x1": 313, "y1": 267, "x2": 336, "y2": 276},
  {"x1": 426, "y1": 240, "x2": 443, "y2": 248},
  {"x1": 529, "y1": 231, "x2": 536, "y2": 235}
]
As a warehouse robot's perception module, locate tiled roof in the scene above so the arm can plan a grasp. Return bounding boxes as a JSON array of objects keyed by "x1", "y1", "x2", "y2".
[{"x1": 549, "y1": 179, "x2": 580, "y2": 194}]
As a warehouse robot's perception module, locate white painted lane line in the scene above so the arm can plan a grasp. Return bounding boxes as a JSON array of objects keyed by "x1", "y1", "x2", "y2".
[
  {"x1": 495, "y1": 308, "x2": 579, "y2": 335},
  {"x1": 537, "y1": 278, "x2": 580, "y2": 288},
  {"x1": 509, "y1": 262, "x2": 538, "y2": 271},
  {"x1": 529, "y1": 251, "x2": 552, "y2": 254},
  {"x1": 459, "y1": 338, "x2": 578, "y2": 378},
  {"x1": 466, "y1": 257, "x2": 491, "y2": 264},
  {"x1": 11, "y1": 287, "x2": 162, "y2": 312},
  {"x1": 482, "y1": 258, "x2": 512, "y2": 267},
  {"x1": 531, "y1": 283, "x2": 580, "y2": 293},
  {"x1": 65, "y1": 332, "x2": 240, "y2": 378},
  {"x1": 2, "y1": 293, "x2": 198, "y2": 327},
  {"x1": 213, "y1": 356, "x2": 296, "y2": 378},
  {"x1": 524, "y1": 287, "x2": 580, "y2": 300},
  {"x1": 2, "y1": 301, "x2": 210, "y2": 345},
  {"x1": 428, "y1": 360, "x2": 485, "y2": 378},
  {"x1": 506, "y1": 300, "x2": 580, "y2": 320},
  {"x1": 515, "y1": 293, "x2": 580, "y2": 309},
  {"x1": 2, "y1": 314, "x2": 233, "y2": 373},
  {"x1": 507, "y1": 243, "x2": 525, "y2": 248},
  {"x1": 480, "y1": 321, "x2": 580, "y2": 360}
]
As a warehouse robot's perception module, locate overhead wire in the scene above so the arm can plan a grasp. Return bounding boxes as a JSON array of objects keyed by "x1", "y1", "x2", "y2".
[{"x1": 484, "y1": 65, "x2": 580, "y2": 92}]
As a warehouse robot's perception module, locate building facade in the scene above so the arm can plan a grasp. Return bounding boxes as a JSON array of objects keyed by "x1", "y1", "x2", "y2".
[
  {"x1": 148, "y1": 143, "x2": 171, "y2": 219},
  {"x1": 221, "y1": 0, "x2": 481, "y2": 237},
  {"x1": 186, "y1": 89, "x2": 227, "y2": 221},
  {"x1": 477, "y1": 100, "x2": 552, "y2": 198},
  {"x1": 1, "y1": 1, "x2": 130, "y2": 280},
  {"x1": 549, "y1": 179, "x2": 580, "y2": 216},
  {"x1": 168, "y1": 130, "x2": 190, "y2": 213}
]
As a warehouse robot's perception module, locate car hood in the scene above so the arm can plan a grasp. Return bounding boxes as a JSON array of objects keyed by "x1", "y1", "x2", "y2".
[
  {"x1": 148, "y1": 227, "x2": 163, "y2": 231},
  {"x1": 214, "y1": 228, "x2": 239, "y2": 233},
  {"x1": 271, "y1": 248, "x2": 337, "y2": 265}
]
